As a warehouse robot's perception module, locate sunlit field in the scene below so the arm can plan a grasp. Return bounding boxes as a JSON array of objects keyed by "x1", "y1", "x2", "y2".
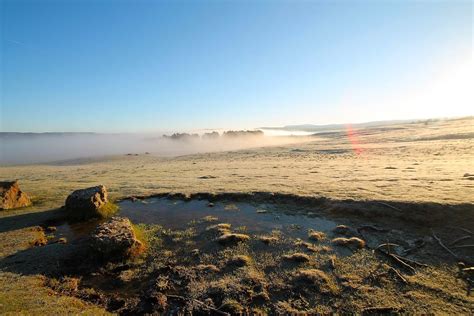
[
  {"x1": 2, "y1": 0, "x2": 473, "y2": 313},
  {"x1": 1, "y1": 117, "x2": 473, "y2": 314}
]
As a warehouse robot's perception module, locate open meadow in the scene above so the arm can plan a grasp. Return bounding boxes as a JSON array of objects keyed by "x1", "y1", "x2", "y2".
[{"x1": 0, "y1": 117, "x2": 473, "y2": 314}]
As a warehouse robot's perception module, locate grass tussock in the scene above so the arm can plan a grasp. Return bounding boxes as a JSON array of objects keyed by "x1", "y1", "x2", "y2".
[
  {"x1": 45, "y1": 276, "x2": 80, "y2": 295},
  {"x1": 259, "y1": 236, "x2": 279, "y2": 244},
  {"x1": 196, "y1": 264, "x2": 220, "y2": 273},
  {"x1": 201, "y1": 215, "x2": 218, "y2": 222},
  {"x1": 332, "y1": 237, "x2": 365, "y2": 249},
  {"x1": 206, "y1": 223, "x2": 232, "y2": 235},
  {"x1": 219, "y1": 298, "x2": 244, "y2": 314},
  {"x1": 32, "y1": 235, "x2": 48, "y2": 247},
  {"x1": 293, "y1": 269, "x2": 339, "y2": 294},
  {"x1": 129, "y1": 223, "x2": 147, "y2": 257},
  {"x1": 282, "y1": 252, "x2": 311, "y2": 263},
  {"x1": 217, "y1": 233, "x2": 250, "y2": 245},
  {"x1": 333, "y1": 225, "x2": 350, "y2": 235},
  {"x1": 308, "y1": 230, "x2": 326, "y2": 241},
  {"x1": 227, "y1": 255, "x2": 252, "y2": 267}
]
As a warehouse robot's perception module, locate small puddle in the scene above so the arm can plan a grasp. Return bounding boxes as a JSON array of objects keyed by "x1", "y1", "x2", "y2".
[
  {"x1": 54, "y1": 197, "x2": 338, "y2": 247},
  {"x1": 119, "y1": 197, "x2": 338, "y2": 239}
]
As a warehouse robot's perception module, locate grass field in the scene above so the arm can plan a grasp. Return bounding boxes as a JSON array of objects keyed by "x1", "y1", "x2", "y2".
[{"x1": 0, "y1": 117, "x2": 473, "y2": 314}]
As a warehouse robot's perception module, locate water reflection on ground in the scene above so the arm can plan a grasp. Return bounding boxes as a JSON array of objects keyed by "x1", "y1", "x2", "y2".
[{"x1": 119, "y1": 198, "x2": 337, "y2": 239}]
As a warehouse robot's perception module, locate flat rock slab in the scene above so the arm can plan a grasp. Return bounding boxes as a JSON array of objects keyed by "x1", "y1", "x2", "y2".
[{"x1": 0, "y1": 180, "x2": 32, "y2": 210}]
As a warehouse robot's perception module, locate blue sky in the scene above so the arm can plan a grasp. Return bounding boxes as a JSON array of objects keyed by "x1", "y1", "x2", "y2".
[{"x1": 1, "y1": 0, "x2": 472, "y2": 132}]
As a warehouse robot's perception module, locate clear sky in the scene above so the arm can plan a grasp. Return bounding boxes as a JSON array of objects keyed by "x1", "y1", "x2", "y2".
[{"x1": 1, "y1": 0, "x2": 472, "y2": 132}]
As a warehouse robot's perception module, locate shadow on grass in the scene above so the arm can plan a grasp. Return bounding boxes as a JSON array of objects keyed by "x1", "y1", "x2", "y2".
[
  {"x1": 0, "y1": 208, "x2": 65, "y2": 234},
  {"x1": 0, "y1": 238, "x2": 91, "y2": 277}
]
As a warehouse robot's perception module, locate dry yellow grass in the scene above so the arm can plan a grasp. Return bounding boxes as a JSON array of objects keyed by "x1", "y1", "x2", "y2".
[
  {"x1": 0, "y1": 117, "x2": 473, "y2": 314},
  {"x1": 1, "y1": 118, "x2": 473, "y2": 214}
]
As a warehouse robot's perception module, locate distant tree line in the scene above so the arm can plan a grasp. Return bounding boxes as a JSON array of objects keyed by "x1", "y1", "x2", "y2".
[{"x1": 162, "y1": 130, "x2": 264, "y2": 141}]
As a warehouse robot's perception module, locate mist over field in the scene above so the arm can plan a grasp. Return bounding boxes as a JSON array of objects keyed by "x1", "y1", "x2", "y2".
[{"x1": 0, "y1": 131, "x2": 311, "y2": 165}]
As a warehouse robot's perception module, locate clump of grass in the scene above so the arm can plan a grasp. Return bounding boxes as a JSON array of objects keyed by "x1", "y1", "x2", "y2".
[
  {"x1": 201, "y1": 215, "x2": 218, "y2": 222},
  {"x1": 206, "y1": 223, "x2": 232, "y2": 235},
  {"x1": 293, "y1": 269, "x2": 339, "y2": 294},
  {"x1": 289, "y1": 224, "x2": 302, "y2": 230},
  {"x1": 196, "y1": 264, "x2": 220, "y2": 273},
  {"x1": 219, "y1": 298, "x2": 244, "y2": 314},
  {"x1": 235, "y1": 226, "x2": 247, "y2": 233},
  {"x1": 45, "y1": 276, "x2": 80, "y2": 295},
  {"x1": 275, "y1": 301, "x2": 306, "y2": 314},
  {"x1": 224, "y1": 204, "x2": 239, "y2": 211},
  {"x1": 333, "y1": 225, "x2": 350, "y2": 235},
  {"x1": 282, "y1": 252, "x2": 311, "y2": 263},
  {"x1": 134, "y1": 224, "x2": 163, "y2": 250},
  {"x1": 217, "y1": 233, "x2": 250, "y2": 245},
  {"x1": 227, "y1": 255, "x2": 252, "y2": 267},
  {"x1": 31, "y1": 231, "x2": 47, "y2": 247},
  {"x1": 259, "y1": 236, "x2": 279, "y2": 244},
  {"x1": 308, "y1": 230, "x2": 326, "y2": 241},
  {"x1": 131, "y1": 224, "x2": 147, "y2": 250},
  {"x1": 332, "y1": 237, "x2": 365, "y2": 249},
  {"x1": 295, "y1": 240, "x2": 319, "y2": 252},
  {"x1": 162, "y1": 227, "x2": 196, "y2": 242},
  {"x1": 97, "y1": 201, "x2": 119, "y2": 218}
]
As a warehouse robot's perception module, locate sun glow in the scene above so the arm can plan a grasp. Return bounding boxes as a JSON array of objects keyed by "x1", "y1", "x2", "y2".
[{"x1": 411, "y1": 58, "x2": 473, "y2": 117}]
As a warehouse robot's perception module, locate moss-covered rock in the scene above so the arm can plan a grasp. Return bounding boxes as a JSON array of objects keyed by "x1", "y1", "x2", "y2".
[
  {"x1": 91, "y1": 217, "x2": 145, "y2": 260},
  {"x1": 64, "y1": 185, "x2": 118, "y2": 220}
]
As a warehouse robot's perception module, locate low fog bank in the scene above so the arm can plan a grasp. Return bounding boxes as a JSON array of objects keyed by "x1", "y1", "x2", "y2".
[{"x1": 0, "y1": 131, "x2": 312, "y2": 165}]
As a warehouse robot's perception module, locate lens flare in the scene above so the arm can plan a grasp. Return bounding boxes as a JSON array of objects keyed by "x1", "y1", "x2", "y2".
[{"x1": 345, "y1": 124, "x2": 363, "y2": 155}]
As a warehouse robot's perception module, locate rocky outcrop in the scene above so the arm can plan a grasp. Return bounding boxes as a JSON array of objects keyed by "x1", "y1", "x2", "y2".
[
  {"x1": 0, "y1": 180, "x2": 32, "y2": 210},
  {"x1": 65, "y1": 185, "x2": 116, "y2": 220},
  {"x1": 91, "y1": 217, "x2": 144, "y2": 260}
]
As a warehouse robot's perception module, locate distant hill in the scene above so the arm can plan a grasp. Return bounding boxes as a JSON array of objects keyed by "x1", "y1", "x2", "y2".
[
  {"x1": 0, "y1": 132, "x2": 97, "y2": 138},
  {"x1": 261, "y1": 119, "x2": 416, "y2": 132}
]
